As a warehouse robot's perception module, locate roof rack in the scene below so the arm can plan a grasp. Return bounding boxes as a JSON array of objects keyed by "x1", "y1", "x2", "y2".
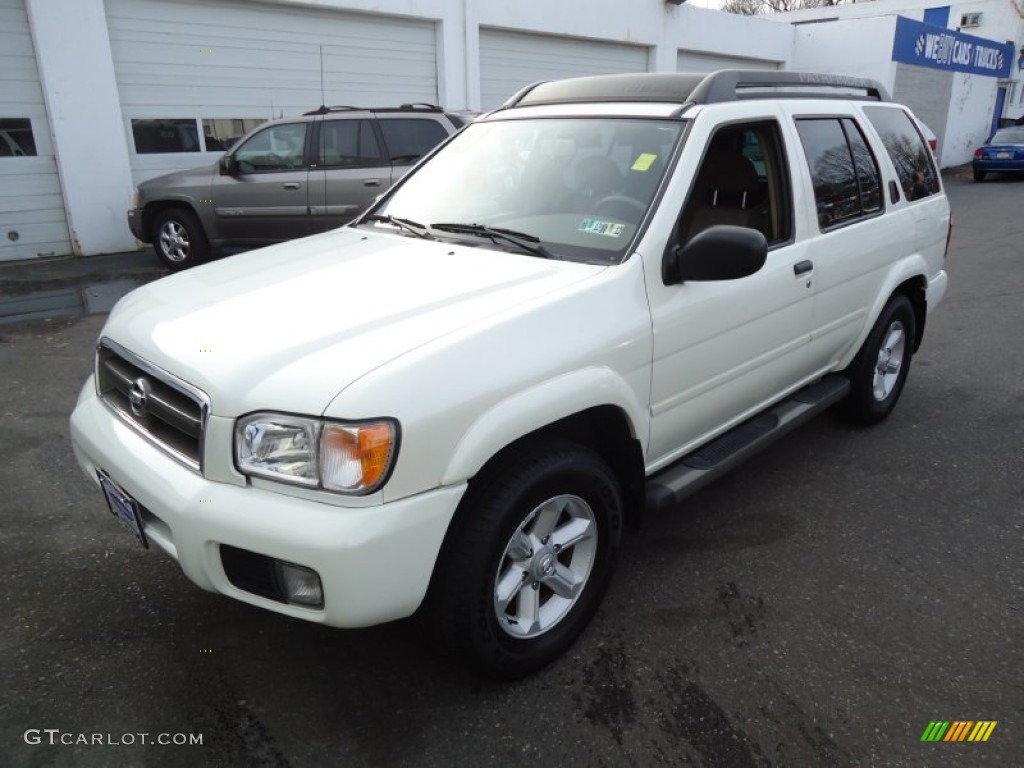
[
  {"x1": 302, "y1": 105, "x2": 361, "y2": 116},
  {"x1": 503, "y1": 70, "x2": 890, "y2": 109},
  {"x1": 302, "y1": 103, "x2": 445, "y2": 116}
]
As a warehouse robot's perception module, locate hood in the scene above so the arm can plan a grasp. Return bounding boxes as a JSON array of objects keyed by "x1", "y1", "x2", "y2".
[
  {"x1": 103, "y1": 228, "x2": 603, "y2": 416},
  {"x1": 139, "y1": 162, "x2": 217, "y2": 192}
]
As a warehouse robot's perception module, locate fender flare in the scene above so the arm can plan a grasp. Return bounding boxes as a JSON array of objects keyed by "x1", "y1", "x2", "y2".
[
  {"x1": 441, "y1": 367, "x2": 648, "y2": 485},
  {"x1": 837, "y1": 255, "x2": 928, "y2": 369}
]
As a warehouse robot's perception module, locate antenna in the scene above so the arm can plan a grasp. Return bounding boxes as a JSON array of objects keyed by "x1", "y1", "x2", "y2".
[{"x1": 319, "y1": 45, "x2": 326, "y2": 111}]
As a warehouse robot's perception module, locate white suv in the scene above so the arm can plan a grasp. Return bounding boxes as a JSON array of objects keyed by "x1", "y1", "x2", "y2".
[{"x1": 71, "y1": 71, "x2": 950, "y2": 678}]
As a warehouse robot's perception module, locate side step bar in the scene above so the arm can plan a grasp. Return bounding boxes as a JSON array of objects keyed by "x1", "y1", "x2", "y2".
[{"x1": 645, "y1": 375, "x2": 850, "y2": 514}]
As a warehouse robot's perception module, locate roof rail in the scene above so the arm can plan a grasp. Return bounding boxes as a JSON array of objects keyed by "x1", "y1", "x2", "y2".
[
  {"x1": 302, "y1": 105, "x2": 361, "y2": 116},
  {"x1": 503, "y1": 70, "x2": 889, "y2": 109},
  {"x1": 691, "y1": 70, "x2": 890, "y2": 103}
]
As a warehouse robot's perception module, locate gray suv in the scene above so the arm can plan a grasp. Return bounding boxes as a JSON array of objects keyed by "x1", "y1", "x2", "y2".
[{"x1": 127, "y1": 105, "x2": 468, "y2": 270}]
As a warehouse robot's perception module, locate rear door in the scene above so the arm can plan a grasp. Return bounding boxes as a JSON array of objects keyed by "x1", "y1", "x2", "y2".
[
  {"x1": 309, "y1": 117, "x2": 392, "y2": 231},
  {"x1": 211, "y1": 121, "x2": 314, "y2": 244}
]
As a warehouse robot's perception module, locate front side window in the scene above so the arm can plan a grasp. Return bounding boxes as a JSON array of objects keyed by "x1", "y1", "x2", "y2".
[
  {"x1": 678, "y1": 120, "x2": 791, "y2": 246},
  {"x1": 233, "y1": 123, "x2": 307, "y2": 172},
  {"x1": 378, "y1": 118, "x2": 449, "y2": 164},
  {"x1": 797, "y1": 118, "x2": 882, "y2": 229},
  {"x1": 131, "y1": 119, "x2": 200, "y2": 154},
  {"x1": 0, "y1": 118, "x2": 37, "y2": 157},
  {"x1": 318, "y1": 119, "x2": 383, "y2": 168},
  {"x1": 863, "y1": 106, "x2": 940, "y2": 201},
  {"x1": 369, "y1": 118, "x2": 683, "y2": 264}
]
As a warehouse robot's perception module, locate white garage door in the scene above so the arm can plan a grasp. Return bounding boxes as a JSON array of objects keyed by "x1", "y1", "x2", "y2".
[
  {"x1": 0, "y1": 0, "x2": 71, "y2": 261},
  {"x1": 105, "y1": 0, "x2": 440, "y2": 184},
  {"x1": 480, "y1": 29, "x2": 649, "y2": 110},
  {"x1": 677, "y1": 51, "x2": 781, "y2": 74}
]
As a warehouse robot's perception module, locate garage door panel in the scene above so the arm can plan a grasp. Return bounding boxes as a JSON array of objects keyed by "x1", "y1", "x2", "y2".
[
  {"x1": 107, "y1": 0, "x2": 438, "y2": 113},
  {"x1": 0, "y1": 0, "x2": 71, "y2": 261},
  {"x1": 480, "y1": 29, "x2": 648, "y2": 109}
]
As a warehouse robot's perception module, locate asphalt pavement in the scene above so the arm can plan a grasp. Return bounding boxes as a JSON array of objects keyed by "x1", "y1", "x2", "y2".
[{"x1": 0, "y1": 174, "x2": 1021, "y2": 767}]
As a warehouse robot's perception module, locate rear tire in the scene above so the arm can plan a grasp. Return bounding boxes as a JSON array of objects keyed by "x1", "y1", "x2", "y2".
[
  {"x1": 152, "y1": 208, "x2": 210, "y2": 271},
  {"x1": 432, "y1": 441, "x2": 623, "y2": 679},
  {"x1": 973, "y1": 169, "x2": 986, "y2": 182},
  {"x1": 836, "y1": 294, "x2": 916, "y2": 425}
]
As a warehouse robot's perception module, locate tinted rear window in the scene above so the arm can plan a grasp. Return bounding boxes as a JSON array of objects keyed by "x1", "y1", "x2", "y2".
[{"x1": 863, "y1": 106, "x2": 940, "y2": 201}]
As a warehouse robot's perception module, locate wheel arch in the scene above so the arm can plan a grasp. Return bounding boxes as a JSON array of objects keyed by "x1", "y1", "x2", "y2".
[{"x1": 141, "y1": 200, "x2": 202, "y2": 243}]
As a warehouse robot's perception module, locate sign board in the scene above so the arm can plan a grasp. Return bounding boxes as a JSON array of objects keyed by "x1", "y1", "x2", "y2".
[{"x1": 892, "y1": 16, "x2": 1012, "y2": 78}]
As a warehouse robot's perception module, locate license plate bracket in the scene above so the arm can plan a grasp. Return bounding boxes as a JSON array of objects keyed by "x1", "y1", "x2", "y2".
[{"x1": 97, "y1": 470, "x2": 148, "y2": 548}]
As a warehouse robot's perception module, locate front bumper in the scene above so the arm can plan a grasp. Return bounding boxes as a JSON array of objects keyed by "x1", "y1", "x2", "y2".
[
  {"x1": 126, "y1": 208, "x2": 145, "y2": 242},
  {"x1": 69, "y1": 378, "x2": 465, "y2": 627}
]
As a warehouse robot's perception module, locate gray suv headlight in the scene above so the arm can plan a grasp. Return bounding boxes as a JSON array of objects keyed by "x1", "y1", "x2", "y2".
[{"x1": 235, "y1": 413, "x2": 398, "y2": 494}]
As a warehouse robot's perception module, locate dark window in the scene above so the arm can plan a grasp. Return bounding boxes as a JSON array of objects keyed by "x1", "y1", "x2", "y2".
[
  {"x1": 318, "y1": 119, "x2": 384, "y2": 168},
  {"x1": 233, "y1": 123, "x2": 308, "y2": 172},
  {"x1": 863, "y1": 106, "x2": 940, "y2": 201},
  {"x1": 796, "y1": 118, "x2": 882, "y2": 229},
  {"x1": 842, "y1": 118, "x2": 882, "y2": 214},
  {"x1": 378, "y1": 118, "x2": 448, "y2": 165},
  {"x1": 202, "y1": 118, "x2": 265, "y2": 152},
  {"x1": 131, "y1": 119, "x2": 201, "y2": 154},
  {"x1": 0, "y1": 118, "x2": 37, "y2": 157},
  {"x1": 679, "y1": 120, "x2": 791, "y2": 246}
]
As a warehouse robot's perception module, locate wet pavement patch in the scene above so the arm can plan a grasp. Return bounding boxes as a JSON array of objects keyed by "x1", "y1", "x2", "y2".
[{"x1": 0, "y1": 279, "x2": 147, "y2": 325}]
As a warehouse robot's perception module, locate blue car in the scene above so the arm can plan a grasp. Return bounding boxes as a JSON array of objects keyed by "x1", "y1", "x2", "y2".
[{"x1": 973, "y1": 127, "x2": 1024, "y2": 181}]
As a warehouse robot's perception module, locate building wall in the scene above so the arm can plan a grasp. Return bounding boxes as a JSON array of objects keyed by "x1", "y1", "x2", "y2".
[{"x1": 10, "y1": 0, "x2": 795, "y2": 258}]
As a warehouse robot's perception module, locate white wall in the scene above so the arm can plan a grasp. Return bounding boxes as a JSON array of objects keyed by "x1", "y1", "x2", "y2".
[
  {"x1": 26, "y1": 0, "x2": 136, "y2": 255},
  {"x1": 790, "y1": 17, "x2": 900, "y2": 90},
  {"x1": 945, "y1": 73, "x2": 1001, "y2": 164}
]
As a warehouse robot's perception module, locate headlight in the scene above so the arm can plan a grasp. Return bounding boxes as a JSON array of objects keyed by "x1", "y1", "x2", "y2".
[{"x1": 235, "y1": 413, "x2": 398, "y2": 495}]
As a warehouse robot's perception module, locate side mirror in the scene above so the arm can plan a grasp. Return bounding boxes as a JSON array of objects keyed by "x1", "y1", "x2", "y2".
[
  {"x1": 663, "y1": 225, "x2": 767, "y2": 285},
  {"x1": 219, "y1": 155, "x2": 236, "y2": 176}
]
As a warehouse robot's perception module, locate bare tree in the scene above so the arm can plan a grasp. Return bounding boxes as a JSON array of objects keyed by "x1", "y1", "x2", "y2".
[{"x1": 721, "y1": 0, "x2": 848, "y2": 14}]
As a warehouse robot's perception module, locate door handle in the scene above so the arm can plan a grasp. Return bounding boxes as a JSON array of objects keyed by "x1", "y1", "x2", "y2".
[
  {"x1": 282, "y1": 182, "x2": 301, "y2": 190},
  {"x1": 363, "y1": 179, "x2": 382, "y2": 187},
  {"x1": 793, "y1": 260, "x2": 814, "y2": 276},
  {"x1": 888, "y1": 179, "x2": 900, "y2": 204}
]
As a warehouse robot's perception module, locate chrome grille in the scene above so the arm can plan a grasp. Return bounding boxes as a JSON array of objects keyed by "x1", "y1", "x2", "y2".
[{"x1": 96, "y1": 339, "x2": 209, "y2": 471}]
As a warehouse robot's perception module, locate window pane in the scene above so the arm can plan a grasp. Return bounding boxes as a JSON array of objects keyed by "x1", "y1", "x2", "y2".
[
  {"x1": 0, "y1": 118, "x2": 37, "y2": 157},
  {"x1": 131, "y1": 119, "x2": 200, "y2": 154},
  {"x1": 234, "y1": 123, "x2": 307, "y2": 171},
  {"x1": 679, "y1": 121, "x2": 788, "y2": 246},
  {"x1": 202, "y1": 118, "x2": 266, "y2": 152},
  {"x1": 796, "y1": 119, "x2": 859, "y2": 229},
  {"x1": 841, "y1": 118, "x2": 882, "y2": 214},
  {"x1": 318, "y1": 119, "x2": 383, "y2": 167},
  {"x1": 378, "y1": 118, "x2": 448, "y2": 164},
  {"x1": 863, "y1": 106, "x2": 940, "y2": 199}
]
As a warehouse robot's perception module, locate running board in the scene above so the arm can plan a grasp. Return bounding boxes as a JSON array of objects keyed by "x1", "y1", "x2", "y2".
[{"x1": 645, "y1": 375, "x2": 850, "y2": 514}]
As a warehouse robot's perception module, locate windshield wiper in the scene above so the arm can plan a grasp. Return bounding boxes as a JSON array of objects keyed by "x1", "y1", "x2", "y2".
[
  {"x1": 430, "y1": 222, "x2": 555, "y2": 259},
  {"x1": 362, "y1": 214, "x2": 434, "y2": 239}
]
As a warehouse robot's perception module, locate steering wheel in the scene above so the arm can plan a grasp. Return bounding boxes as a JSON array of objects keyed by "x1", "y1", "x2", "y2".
[{"x1": 593, "y1": 195, "x2": 646, "y2": 221}]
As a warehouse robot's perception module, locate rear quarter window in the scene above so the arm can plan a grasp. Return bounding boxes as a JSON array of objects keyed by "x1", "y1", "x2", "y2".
[{"x1": 863, "y1": 106, "x2": 940, "y2": 201}]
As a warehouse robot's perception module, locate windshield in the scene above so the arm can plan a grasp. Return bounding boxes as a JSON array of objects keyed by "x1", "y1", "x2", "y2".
[
  {"x1": 990, "y1": 128, "x2": 1024, "y2": 144},
  {"x1": 367, "y1": 118, "x2": 683, "y2": 264}
]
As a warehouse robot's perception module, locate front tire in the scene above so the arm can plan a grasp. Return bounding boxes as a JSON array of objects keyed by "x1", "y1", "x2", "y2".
[
  {"x1": 152, "y1": 208, "x2": 210, "y2": 271},
  {"x1": 836, "y1": 293, "x2": 916, "y2": 425},
  {"x1": 433, "y1": 441, "x2": 623, "y2": 679}
]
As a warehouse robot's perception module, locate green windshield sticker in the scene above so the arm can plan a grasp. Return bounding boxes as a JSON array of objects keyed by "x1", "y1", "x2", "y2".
[
  {"x1": 579, "y1": 219, "x2": 625, "y2": 238},
  {"x1": 631, "y1": 153, "x2": 657, "y2": 172}
]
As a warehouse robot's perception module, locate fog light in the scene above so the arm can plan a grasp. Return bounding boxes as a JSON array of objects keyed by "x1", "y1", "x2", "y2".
[{"x1": 275, "y1": 561, "x2": 323, "y2": 608}]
